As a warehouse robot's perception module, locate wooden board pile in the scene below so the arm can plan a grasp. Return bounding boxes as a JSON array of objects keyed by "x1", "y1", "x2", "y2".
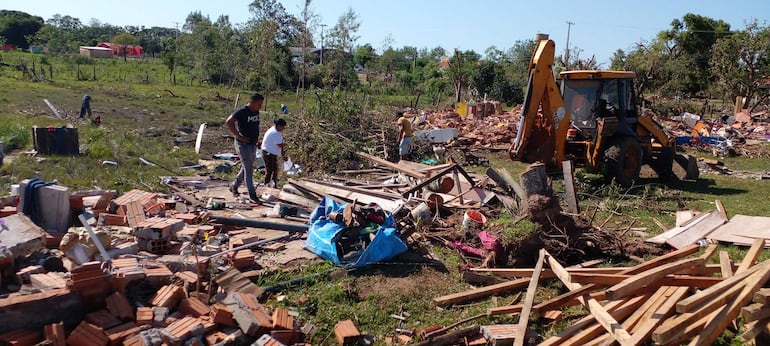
[{"x1": 431, "y1": 240, "x2": 770, "y2": 345}]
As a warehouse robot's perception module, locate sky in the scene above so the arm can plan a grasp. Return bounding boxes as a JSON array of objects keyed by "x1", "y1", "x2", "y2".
[{"x1": 4, "y1": 0, "x2": 770, "y2": 66}]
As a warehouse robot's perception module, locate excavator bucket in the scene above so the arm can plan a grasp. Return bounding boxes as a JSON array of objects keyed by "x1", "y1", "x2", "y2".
[{"x1": 674, "y1": 153, "x2": 700, "y2": 180}]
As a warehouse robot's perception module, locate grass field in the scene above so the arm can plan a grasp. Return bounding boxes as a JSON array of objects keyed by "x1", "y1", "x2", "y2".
[{"x1": 2, "y1": 52, "x2": 770, "y2": 344}]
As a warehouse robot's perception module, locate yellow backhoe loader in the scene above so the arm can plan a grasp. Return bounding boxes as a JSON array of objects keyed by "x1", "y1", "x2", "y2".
[{"x1": 509, "y1": 34, "x2": 698, "y2": 186}]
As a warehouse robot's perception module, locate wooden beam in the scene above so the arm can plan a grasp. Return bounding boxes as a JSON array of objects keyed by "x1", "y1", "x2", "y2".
[
  {"x1": 741, "y1": 318, "x2": 770, "y2": 342},
  {"x1": 690, "y1": 261, "x2": 770, "y2": 345},
  {"x1": 487, "y1": 304, "x2": 523, "y2": 316},
  {"x1": 539, "y1": 296, "x2": 643, "y2": 346},
  {"x1": 433, "y1": 277, "x2": 530, "y2": 306},
  {"x1": 356, "y1": 152, "x2": 426, "y2": 178},
  {"x1": 514, "y1": 249, "x2": 545, "y2": 346},
  {"x1": 561, "y1": 160, "x2": 580, "y2": 214},
  {"x1": 469, "y1": 267, "x2": 624, "y2": 278},
  {"x1": 676, "y1": 258, "x2": 767, "y2": 313},
  {"x1": 700, "y1": 243, "x2": 718, "y2": 260},
  {"x1": 570, "y1": 273, "x2": 721, "y2": 288},
  {"x1": 741, "y1": 302, "x2": 770, "y2": 323},
  {"x1": 43, "y1": 99, "x2": 63, "y2": 119},
  {"x1": 719, "y1": 251, "x2": 733, "y2": 278},
  {"x1": 754, "y1": 288, "x2": 770, "y2": 304},
  {"x1": 545, "y1": 251, "x2": 633, "y2": 344},
  {"x1": 605, "y1": 257, "x2": 705, "y2": 300},
  {"x1": 736, "y1": 238, "x2": 766, "y2": 273},
  {"x1": 628, "y1": 286, "x2": 689, "y2": 345},
  {"x1": 652, "y1": 309, "x2": 718, "y2": 345},
  {"x1": 590, "y1": 287, "x2": 672, "y2": 345}
]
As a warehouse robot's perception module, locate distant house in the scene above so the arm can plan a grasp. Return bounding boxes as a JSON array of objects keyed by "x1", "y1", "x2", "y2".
[
  {"x1": 1, "y1": 44, "x2": 17, "y2": 52},
  {"x1": 97, "y1": 42, "x2": 144, "y2": 58},
  {"x1": 79, "y1": 46, "x2": 113, "y2": 58}
]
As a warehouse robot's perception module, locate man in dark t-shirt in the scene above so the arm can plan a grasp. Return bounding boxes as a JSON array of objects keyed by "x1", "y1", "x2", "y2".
[{"x1": 226, "y1": 93, "x2": 264, "y2": 203}]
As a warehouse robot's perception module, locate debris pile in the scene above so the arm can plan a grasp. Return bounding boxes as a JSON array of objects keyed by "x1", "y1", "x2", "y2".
[{"x1": 413, "y1": 105, "x2": 521, "y2": 150}]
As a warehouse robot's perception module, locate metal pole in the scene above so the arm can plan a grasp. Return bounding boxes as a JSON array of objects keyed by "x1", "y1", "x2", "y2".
[{"x1": 564, "y1": 21, "x2": 574, "y2": 67}]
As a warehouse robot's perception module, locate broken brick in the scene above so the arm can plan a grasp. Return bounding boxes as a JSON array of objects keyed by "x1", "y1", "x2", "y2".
[
  {"x1": 136, "y1": 307, "x2": 154, "y2": 325},
  {"x1": 253, "y1": 334, "x2": 286, "y2": 346},
  {"x1": 43, "y1": 322, "x2": 66, "y2": 346},
  {"x1": 150, "y1": 284, "x2": 184, "y2": 309},
  {"x1": 0, "y1": 328, "x2": 42, "y2": 346},
  {"x1": 105, "y1": 292, "x2": 135, "y2": 321},
  {"x1": 66, "y1": 321, "x2": 109, "y2": 346},
  {"x1": 178, "y1": 297, "x2": 211, "y2": 318},
  {"x1": 164, "y1": 316, "x2": 203, "y2": 343},
  {"x1": 85, "y1": 309, "x2": 123, "y2": 329},
  {"x1": 272, "y1": 308, "x2": 294, "y2": 330},
  {"x1": 104, "y1": 322, "x2": 140, "y2": 346},
  {"x1": 334, "y1": 320, "x2": 362, "y2": 346},
  {"x1": 209, "y1": 304, "x2": 236, "y2": 327}
]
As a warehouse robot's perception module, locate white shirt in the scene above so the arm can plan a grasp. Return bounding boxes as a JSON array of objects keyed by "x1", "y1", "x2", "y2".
[{"x1": 261, "y1": 126, "x2": 284, "y2": 156}]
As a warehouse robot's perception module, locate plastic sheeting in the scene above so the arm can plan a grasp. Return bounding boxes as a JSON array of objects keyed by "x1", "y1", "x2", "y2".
[{"x1": 304, "y1": 196, "x2": 408, "y2": 268}]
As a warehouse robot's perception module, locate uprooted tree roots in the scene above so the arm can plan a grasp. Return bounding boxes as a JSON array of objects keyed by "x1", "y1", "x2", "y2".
[{"x1": 504, "y1": 190, "x2": 662, "y2": 267}]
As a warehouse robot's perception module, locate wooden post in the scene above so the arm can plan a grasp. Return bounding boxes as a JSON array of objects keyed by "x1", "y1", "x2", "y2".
[
  {"x1": 515, "y1": 249, "x2": 545, "y2": 346},
  {"x1": 561, "y1": 160, "x2": 580, "y2": 214}
]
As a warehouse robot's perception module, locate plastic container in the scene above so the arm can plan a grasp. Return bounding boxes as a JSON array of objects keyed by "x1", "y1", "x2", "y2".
[
  {"x1": 461, "y1": 210, "x2": 487, "y2": 232},
  {"x1": 410, "y1": 202, "x2": 432, "y2": 224}
]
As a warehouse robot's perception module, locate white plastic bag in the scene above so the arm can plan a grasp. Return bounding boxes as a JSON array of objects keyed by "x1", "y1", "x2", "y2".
[{"x1": 282, "y1": 157, "x2": 293, "y2": 171}]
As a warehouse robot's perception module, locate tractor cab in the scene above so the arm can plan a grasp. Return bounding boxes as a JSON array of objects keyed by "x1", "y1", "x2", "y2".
[{"x1": 560, "y1": 70, "x2": 638, "y2": 140}]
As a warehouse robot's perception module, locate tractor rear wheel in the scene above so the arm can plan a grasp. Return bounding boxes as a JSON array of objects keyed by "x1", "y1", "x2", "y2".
[{"x1": 604, "y1": 136, "x2": 642, "y2": 187}]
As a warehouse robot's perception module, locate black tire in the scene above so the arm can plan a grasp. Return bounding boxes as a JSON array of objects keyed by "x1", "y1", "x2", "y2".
[
  {"x1": 650, "y1": 146, "x2": 675, "y2": 182},
  {"x1": 604, "y1": 136, "x2": 642, "y2": 187}
]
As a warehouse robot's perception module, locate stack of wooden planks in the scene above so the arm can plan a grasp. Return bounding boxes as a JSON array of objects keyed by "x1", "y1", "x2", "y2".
[{"x1": 436, "y1": 239, "x2": 770, "y2": 345}]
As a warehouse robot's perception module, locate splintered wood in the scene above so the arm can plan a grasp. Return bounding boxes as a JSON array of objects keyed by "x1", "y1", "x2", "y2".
[{"x1": 442, "y1": 243, "x2": 770, "y2": 345}]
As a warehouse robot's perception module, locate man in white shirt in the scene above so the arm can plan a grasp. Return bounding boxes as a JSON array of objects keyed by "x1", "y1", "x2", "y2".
[{"x1": 261, "y1": 118, "x2": 287, "y2": 188}]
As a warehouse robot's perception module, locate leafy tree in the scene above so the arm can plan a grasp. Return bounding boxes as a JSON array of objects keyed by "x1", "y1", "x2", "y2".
[
  {"x1": 249, "y1": 0, "x2": 300, "y2": 44},
  {"x1": 111, "y1": 32, "x2": 138, "y2": 61},
  {"x1": 326, "y1": 7, "x2": 360, "y2": 87},
  {"x1": 447, "y1": 49, "x2": 480, "y2": 103},
  {"x1": 711, "y1": 20, "x2": 770, "y2": 110},
  {"x1": 47, "y1": 14, "x2": 82, "y2": 30},
  {"x1": 0, "y1": 10, "x2": 44, "y2": 49},
  {"x1": 354, "y1": 43, "x2": 375, "y2": 69},
  {"x1": 657, "y1": 13, "x2": 731, "y2": 95}
]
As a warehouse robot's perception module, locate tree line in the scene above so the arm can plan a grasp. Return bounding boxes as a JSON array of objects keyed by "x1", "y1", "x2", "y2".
[{"x1": 2, "y1": 4, "x2": 768, "y2": 110}]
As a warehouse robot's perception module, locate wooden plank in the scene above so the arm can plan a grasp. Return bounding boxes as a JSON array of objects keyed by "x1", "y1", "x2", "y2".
[
  {"x1": 676, "y1": 260, "x2": 765, "y2": 313},
  {"x1": 699, "y1": 243, "x2": 718, "y2": 260},
  {"x1": 544, "y1": 251, "x2": 633, "y2": 344},
  {"x1": 469, "y1": 267, "x2": 624, "y2": 278},
  {"x1": 652, "y1": 309, "x2": 718, "y2": 345},
  {"x1": 561, "y1": 160, "x2": 579, "y2": 214},
  {"x1": 741, "y1": 318, "x2": 770, "y2": 342},
  {"x1": 665, "y1": 210, "x2": 726, "y2": 249},
  {"x1": 570, "y1": 273, "x2": 721, "y2": 288},
  {"x1": 646, "y1": 212, "x2": 711, "y2": 244},
  {"x1": 719, "y1": 251, "x2": 733, "y2": 278},
  {"x1": 676, "y1": 210, "x2": 700, "y2": 227},
  {"x1": 708, "y1": 215, "x2": 770, "y2": 246},
  {"x1": 541, "y1": 295, "x2": 646, "y2": 346},
  {"x1": 605, "y1": 257, "x2": 704, "y2": 300},
  {"x1": 689, "y1": 261, "x2": 770, "y2": 345},
  {"x1": 356, "y1": 152, "x2": 426, "y2": 178},
  {"x1": 487, "y1": 304, "x2": 523, "y2": 316},
  {"x1": 433, "y1": 278, "x2": 530, "y2": 306},
  {"x1": 291, "y1": 180, "x2": 400, "y2": 211},
  {"x1": 514, "y1": 249, "x2": 544, "y2": 346},
  {"x1": 532, "y1": 244, "x2": 700, "y2": 315},
  {"x1": 736, "y1": 238, "x2": 766, "y2": 273},
  {"x1": 754, "y1": 288, "x2": 770, "y2": 304},
  {"x1": 654, "y1": 261, "x2": 770, "y2": 343},
  {"x1": 628, "y1": 286, "x2": 689, "y2": 345},
  {"x1": 741, "y1": 302, "x2": 770, "y2": 323},
  {"x1": 43, "y1": 99, "x2": 63, "y2": 119},
  {"x1": 590, "y1": 287, "x2": 672, "y2": 345}
]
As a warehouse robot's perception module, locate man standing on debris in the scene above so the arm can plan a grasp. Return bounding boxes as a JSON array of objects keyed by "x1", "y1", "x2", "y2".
[
  {"x1": 261, "y1": 118, "x2": 287, "y2": 188},
  {"x1": 226, "y1": 93, "x2": 264, "y2": 204},
  {"x1": 396, "y1": 111, "x2": 413, "y2": 161}
]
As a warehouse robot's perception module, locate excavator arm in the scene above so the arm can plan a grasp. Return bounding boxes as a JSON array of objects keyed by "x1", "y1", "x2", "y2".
[{"x1": 509, "y1": 38, "x2": 571, "y2": 167}]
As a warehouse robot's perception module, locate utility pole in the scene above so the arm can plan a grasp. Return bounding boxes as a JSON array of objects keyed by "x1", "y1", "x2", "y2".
[
  {"x1": 564, "y1": 21, "x2": 574, "y2": 68},
  {"x1": 319, "y1": 24, "x2": 327, "y2": 65}
]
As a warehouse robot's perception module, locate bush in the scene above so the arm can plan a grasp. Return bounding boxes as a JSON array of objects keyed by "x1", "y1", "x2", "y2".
[{"x1": 0, "y1": 122, "x2": 30, "y2": 152}]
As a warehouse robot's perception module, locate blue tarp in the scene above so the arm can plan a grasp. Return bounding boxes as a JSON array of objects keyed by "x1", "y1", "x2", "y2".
[
  {"x1": 304, "y1": 196, "x2": 408, "y2": 268},
  {"x1": 676, "y1": 136, "x2": 725, "y2": 146}
]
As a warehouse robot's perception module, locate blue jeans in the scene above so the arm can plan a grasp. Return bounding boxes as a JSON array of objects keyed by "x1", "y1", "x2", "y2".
[{"x1": 233, "y1": 140, "x2": 257, "y2": 196}]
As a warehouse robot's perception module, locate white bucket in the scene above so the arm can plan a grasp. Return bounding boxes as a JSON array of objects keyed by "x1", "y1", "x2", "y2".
[
  {"x1": 10, "y1": 184, "x2": 19, "y2": 196},
  {"x1": 410, "y1": 202, "x2": 432, "y2": 223},
  {"x1": 461, "y1": 210, "x2": 487, "y2": 232}
]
